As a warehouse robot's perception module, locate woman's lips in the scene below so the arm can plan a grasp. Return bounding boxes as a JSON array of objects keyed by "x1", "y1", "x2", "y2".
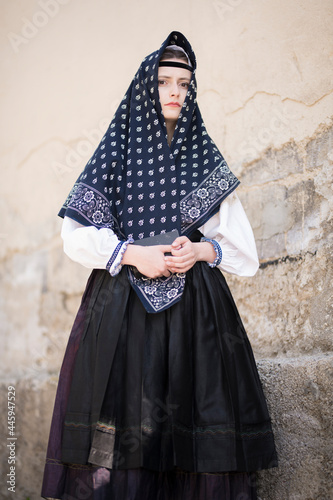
[{"x1": 165, "y1": 102, "x2": 181, "y2": 107}]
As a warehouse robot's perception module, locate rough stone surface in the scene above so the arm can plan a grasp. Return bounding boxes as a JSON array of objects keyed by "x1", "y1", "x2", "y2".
[
  {"x1": 227, "y1": 245, "x2": 333, "y2": 360},
  {"x1": 256, "y1": 355, "x2": 333, "y2": 500},
  {"x1": 227, "y1": 124, "x2": 333, "y2": 361},
  {"x1": 237, "y1": 123, "x2": 333, "y2": 262},
  {"x1": 1, "y1": 1, "x2": 333, "y2": 499},
  {"x1": 0, "y1": 377, "x2": 57, "y2": 500}
]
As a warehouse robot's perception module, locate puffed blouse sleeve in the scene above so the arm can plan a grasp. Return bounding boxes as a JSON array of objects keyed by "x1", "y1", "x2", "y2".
[
  {"x1": 60, "y1": 217, "x2": 132, "y2": 277},
  {"x1": 199, "y1": 191, "x2": 259, "y2": 276}
]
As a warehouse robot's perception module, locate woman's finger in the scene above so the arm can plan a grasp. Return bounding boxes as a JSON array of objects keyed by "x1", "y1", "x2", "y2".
[
  {"x1": 171, "y1": 236, "x2": 189, "y2": 248},
  {"x1": 156, "y1": 244, "x2": 173, "y2": 254}
]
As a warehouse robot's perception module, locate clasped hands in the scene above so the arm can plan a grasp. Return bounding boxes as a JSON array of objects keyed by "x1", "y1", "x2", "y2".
[
  {"x1": 122, "y1": 236, "x2": 198, "y2": 279},
  {"x1": 122, "y1": 236, "x2": 216, "y2": 279},
  {"x1": 140, "y1": 236, "x2": 198, "y2": 279}
]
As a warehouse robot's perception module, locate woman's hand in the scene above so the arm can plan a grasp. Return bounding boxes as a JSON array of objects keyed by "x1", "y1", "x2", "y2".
[
  {"x1": 164, "y1": 236, "x2": 216, "y2": 273},
  {"x1": 121, "y1": 244, "x2": 173, "y2": 278},
  {"x1": 122, "y1": 236, "x2": 217, "y2": 278},
  {"x1": 164, "y1": 236, "x2": 198, "y2": 273}
]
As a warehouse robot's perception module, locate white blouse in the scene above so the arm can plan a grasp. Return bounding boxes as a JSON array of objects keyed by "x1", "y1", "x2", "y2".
[{"x1": 61, "y1": 192, "x2": 259, "y2": 277}]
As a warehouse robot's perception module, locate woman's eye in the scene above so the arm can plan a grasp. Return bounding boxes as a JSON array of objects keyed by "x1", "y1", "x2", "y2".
[
  {"x1": 158, "y1": 80, "x2": 166, "y2": 86},
  {"x1": 180, "y1": 82, "x2": 189, "y2": 88}
]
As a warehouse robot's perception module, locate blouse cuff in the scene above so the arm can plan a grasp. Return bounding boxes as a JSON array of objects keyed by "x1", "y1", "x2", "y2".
[
  {"x1": 106, "y1": 237, "x2": 134, "y2": 277},
  {"x1": 200, "y1": 237, "x2": 223, "y2": 268}
]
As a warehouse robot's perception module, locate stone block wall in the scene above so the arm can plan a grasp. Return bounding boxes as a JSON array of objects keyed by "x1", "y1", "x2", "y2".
[
  {"x1": 1, "y1": 1, "x2": 332, "y2": 498},
  {"x1": 227, "y1": 124, "x2": 333, "y2": 499}
]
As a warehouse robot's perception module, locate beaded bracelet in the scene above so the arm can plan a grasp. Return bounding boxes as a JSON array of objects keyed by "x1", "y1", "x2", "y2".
[
  {"x1": 200, "y1": 237, "x2": 223, "y2": 268},
  {"x1": 106, "y1": 237, "x2": 134, "y2": 276}
]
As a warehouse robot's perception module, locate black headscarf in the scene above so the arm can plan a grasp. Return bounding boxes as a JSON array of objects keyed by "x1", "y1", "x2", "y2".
[{"x1": 59, "y1": 31, "x2": 239, "y2": 312}]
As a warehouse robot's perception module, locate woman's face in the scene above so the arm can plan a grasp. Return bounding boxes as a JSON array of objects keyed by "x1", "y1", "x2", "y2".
[{"x1": 158, "y1": 60, "x2": 192, "y2": 126}]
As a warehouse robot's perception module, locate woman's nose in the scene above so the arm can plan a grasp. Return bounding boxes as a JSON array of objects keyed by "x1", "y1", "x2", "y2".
[{"x1": 170, "y1": 82, "x2": 179, "y2": 97}]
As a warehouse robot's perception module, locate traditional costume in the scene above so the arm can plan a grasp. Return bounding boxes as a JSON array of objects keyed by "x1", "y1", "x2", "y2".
[{"x1": 41, "y1": 31, "x2": 277, "y2": 500}]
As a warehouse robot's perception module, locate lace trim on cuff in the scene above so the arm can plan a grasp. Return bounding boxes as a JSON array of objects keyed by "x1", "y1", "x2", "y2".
[
  {"x1": 106, "y1": 237, "x2": 134, "y2": 277},
  {"x1": 200, "y1": 237, "x2": 223, "y2": 268}
]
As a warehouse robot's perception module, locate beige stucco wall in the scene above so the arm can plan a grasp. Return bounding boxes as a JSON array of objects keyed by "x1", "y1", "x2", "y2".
[{"x1": 0, "y1": 0, "x2": 332, "y2": 498}]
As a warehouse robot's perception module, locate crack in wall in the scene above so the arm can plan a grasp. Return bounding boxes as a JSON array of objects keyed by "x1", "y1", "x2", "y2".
[
  {"x1": 224, "y1": 88, "x2": 333, "y2": 115},
  {"x1": 259, "y1": 250, "x2": 317, "y2": 269}
]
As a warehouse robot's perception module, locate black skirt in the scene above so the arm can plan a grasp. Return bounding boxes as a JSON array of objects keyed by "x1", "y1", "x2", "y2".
[{"x1": 41, "y1": 262, "x2": 277, "y2": 500}]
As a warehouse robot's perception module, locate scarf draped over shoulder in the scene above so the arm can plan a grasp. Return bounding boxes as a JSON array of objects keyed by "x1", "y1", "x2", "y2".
[{"x1": 58, "y1": 31, "x2": 239, "y2": 312}]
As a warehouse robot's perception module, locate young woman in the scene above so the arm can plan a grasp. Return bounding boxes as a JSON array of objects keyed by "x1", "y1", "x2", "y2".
[{"x1": 41, "y1": 31, "x2": 277, "y2": 500}]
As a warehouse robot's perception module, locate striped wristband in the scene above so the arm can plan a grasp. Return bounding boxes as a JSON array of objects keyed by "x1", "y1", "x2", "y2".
[
  {"x1": 106, "y1": 237, "x2": 134, "y2": 276},
  {"x1": 200, "y1": 237, "x2": 222, "y2": 268}
]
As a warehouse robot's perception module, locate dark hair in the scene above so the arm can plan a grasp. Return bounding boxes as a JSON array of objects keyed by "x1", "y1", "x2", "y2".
[{"x1": 160, "y1": 47, "x2": 189, "y2": 63}]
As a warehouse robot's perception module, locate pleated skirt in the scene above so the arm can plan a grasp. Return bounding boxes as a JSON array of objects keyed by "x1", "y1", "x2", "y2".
[{"x1": 41, "y1": 262, "x2": 277, "y2": 500}]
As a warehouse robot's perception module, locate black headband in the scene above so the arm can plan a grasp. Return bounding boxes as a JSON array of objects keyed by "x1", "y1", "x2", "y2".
[{"x1": 159, "y1": 60, "x2": 193, "y2": 72}]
